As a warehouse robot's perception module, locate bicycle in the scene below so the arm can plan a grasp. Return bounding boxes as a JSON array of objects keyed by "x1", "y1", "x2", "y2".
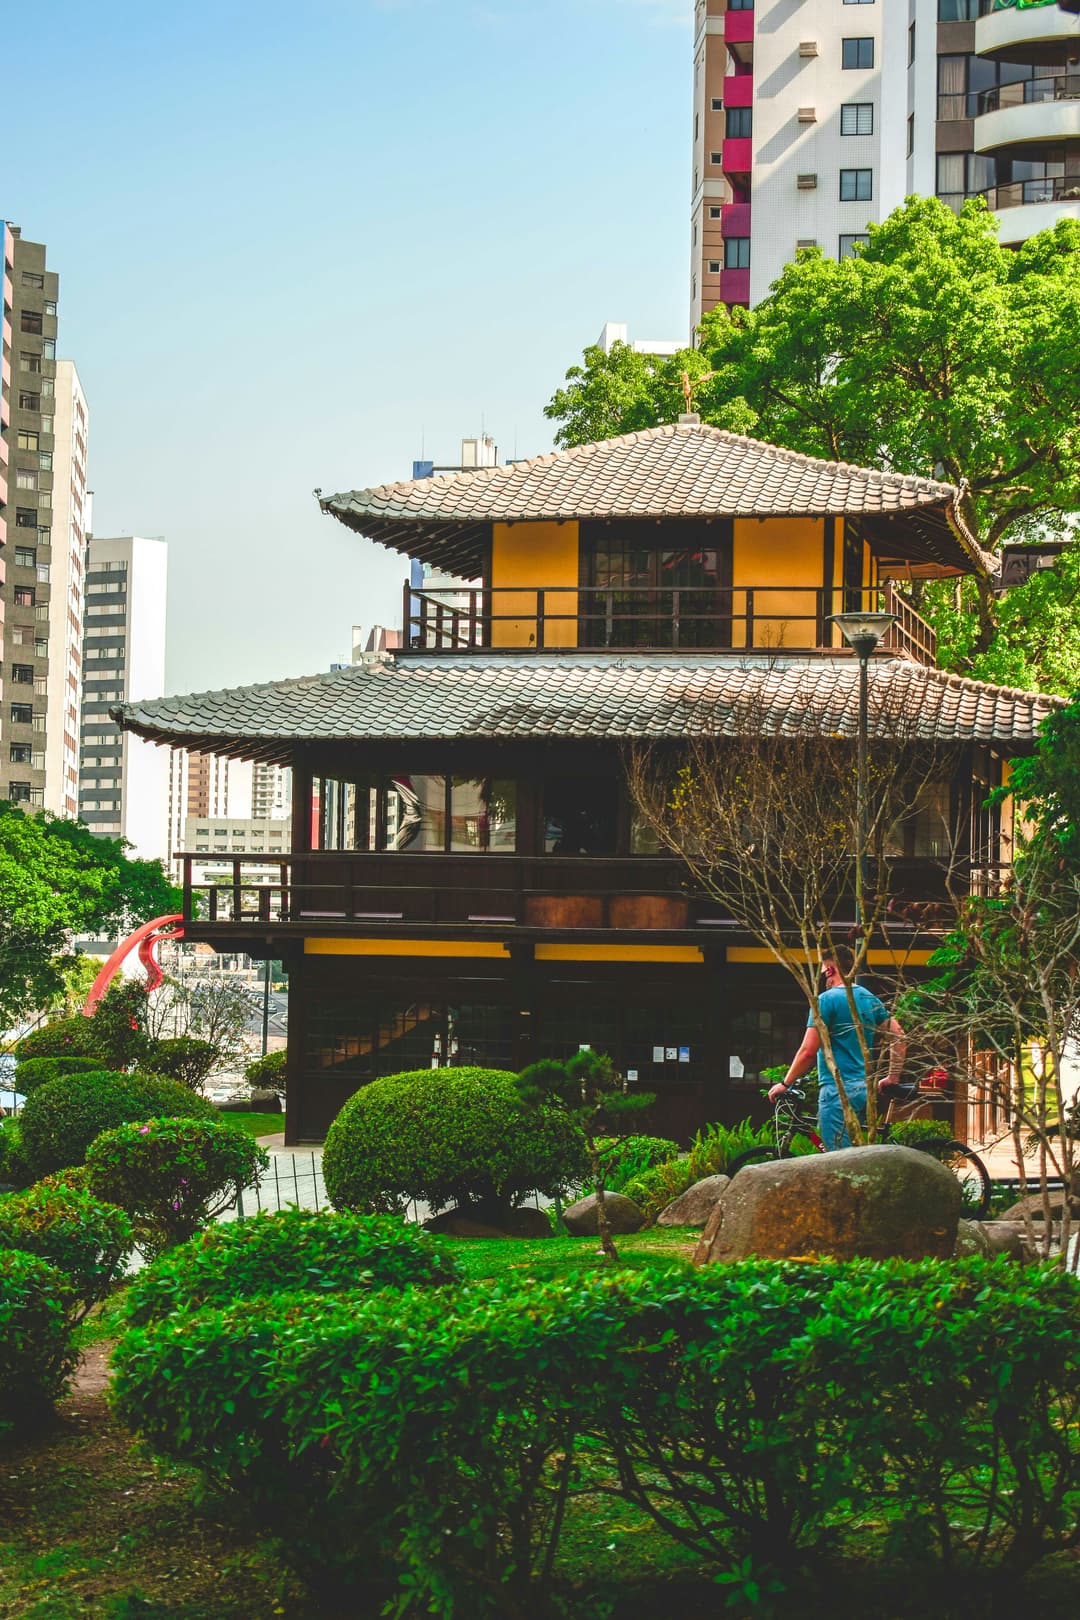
[{"x1": 725, "y1": 1080, "x2": 992, "y2": 1220}]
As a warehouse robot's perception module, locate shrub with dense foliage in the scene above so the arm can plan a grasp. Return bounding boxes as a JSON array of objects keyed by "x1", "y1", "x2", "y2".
[
  {"x1": 85, "y1": 1116, "x2": 267, "y2": 1255},
  {"x1": 595, "y1": 1134, "x2": 678, "y2": 1192},
  {"x1": 13, "y1": 1055, "x2": 103, "y2": 1093},
  {"x1": 111, "y1": 1258, "x2": 1080, "y2": 1612},
  {"x1": 0, "y1": 1249, "x2": 78, "y2": 1434},
  {"x1": 244, "y1": 1048, "x2": 287, "y2": 1094},
  {"x1": 323, "y1": 1067, "x2": 587, "y2": 1217},
  {"x1": 620, "y1": 1118, "x2": 773, "y2": 1222},
  {"x1": 14, "y1": 1017, "x2": 101, "y2": 1062},
  {"x1": 0, "y1": 1181, "x2": 133, "y2": 1321},
  {"x1": 144, "y1": 1036, "x2": 219, "y2": 1090},
  {"x1": 125, "y1": 1208, "x2": 461, "y2": 1328},
  {"x1": 0, "y1": 1122, "x2": 30, "y2": 1189},
  {"x1": 18, "y1": 1068, "x2": 217, "y2": 1178}
]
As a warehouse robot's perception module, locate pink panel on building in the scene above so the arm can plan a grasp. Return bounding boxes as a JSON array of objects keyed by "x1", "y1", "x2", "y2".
[
  {"x1": 724, "y1": 74, "x2": 753, "y2": 109},
  {"x1": 721, "y1": 202, "x2": 751, "y2": 236},
  {"x1": 720, "y1": 268, "x2": 751, "y2": 305},
  {"x1": 724, "y1": 9, "x2": 754, "y2": 46},
  {"x1": 723, "y1": 137, "x2": 753, "y2": 175}
]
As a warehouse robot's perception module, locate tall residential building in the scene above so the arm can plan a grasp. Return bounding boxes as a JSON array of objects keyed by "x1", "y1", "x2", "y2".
[
  {"x1": 0, "y1": 227, "x2": 88, "y2": 816},
  {"x1": 78, "y1": 535, "x2": 169, "y2": 860},
  {"x1": 691, "y1": 1, "x2": 1080, "y2": 326},
  {"x1": 166, "y1": 747, "x2": 261, "y2": 878},
  {"x1": 1, "y1": 226, "x2": 13, "y2": 677},
  {"x1": 251, "y1": 761, "x2": 291, "y2": 821}
]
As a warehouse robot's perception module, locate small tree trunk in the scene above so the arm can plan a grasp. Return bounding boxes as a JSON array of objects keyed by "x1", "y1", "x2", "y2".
[{"x1": 588, "y1": 1137, "x2": 619, "y2": 1262}]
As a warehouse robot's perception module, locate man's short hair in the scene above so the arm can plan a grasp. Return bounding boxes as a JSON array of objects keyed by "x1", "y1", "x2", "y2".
[{"x1": 824, "y1": 944, "x2": 857, "y2": 978}]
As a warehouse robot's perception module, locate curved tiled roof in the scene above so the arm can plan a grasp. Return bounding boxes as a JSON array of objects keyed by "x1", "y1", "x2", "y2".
[
  {"x1": 115, "y1": 653, "x2": 1058, "y2": 764},
  {"x1": 319, "y1": 424, "x2": 984, "y2": 577}
]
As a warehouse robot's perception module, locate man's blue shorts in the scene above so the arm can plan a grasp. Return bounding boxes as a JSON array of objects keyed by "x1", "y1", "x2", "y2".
[{"x1": 818, "y1": 1082, "x2": 867, "y2": 1151}]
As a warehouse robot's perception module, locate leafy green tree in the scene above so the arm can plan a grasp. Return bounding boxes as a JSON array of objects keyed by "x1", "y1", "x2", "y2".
[
  {"x1": 0, "y1": 804, "x2": 180, "y2": 1035},
  {"x1": 545, "y1": 199, "x2": 1080, "y2": 693},
  {"x1": 516, "y1": 1051, "x2": 653, "y2": 1261}
]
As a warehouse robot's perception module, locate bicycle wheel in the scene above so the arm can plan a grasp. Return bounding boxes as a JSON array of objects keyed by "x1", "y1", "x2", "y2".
[
  {"x1": 912, "y1": 1139, "x2": 991, "y2": 1221},
  {"x1": 725, "y1": 1146, "x2": 779, "y2": 1177}
]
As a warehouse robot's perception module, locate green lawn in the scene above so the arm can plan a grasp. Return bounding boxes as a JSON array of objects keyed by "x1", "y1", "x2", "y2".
[
  {"x1": 212, "y1": 1110, "x2": 283, "y2": 1138},
  {"x1": 439, "y1": 1226, "x2": 698, "y2": 1284}
]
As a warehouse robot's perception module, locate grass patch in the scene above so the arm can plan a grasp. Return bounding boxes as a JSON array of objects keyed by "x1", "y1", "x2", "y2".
[
  {"x1": 211, "y1": 1111, "x2": 283, "y2": 1138},
  {"x1": 439, "y1": 1226, "x2": 698, "y2": 1284}
]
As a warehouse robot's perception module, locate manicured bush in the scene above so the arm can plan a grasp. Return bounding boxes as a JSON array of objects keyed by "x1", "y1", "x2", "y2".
[
  {"x1": 0, "y1": 1121, "x2": 31, "y2": 1189},
  {"x1": 0, "y1": 1249, "x2": 77, "y2": 1433},
  {"x1": 323, "y1": 1067, "x2": 587, "y2": 1217},
  {"x1": 244, "y1": 1048, "x2": 287, "y2": 1095},
  {"x1": 125, "y1": 1208, "x2": 461, "y2": 1328},
  {"x1": 18, "y1": 1068, "x2": 217, "y2": 1178},
  {"x1": 596, "y1": 1134, "x2": 678, "y2": 1192},
  {"x1": 142, "y1": 1036, "x2": 219, "y2": 1090},
  {"x1": 111, "y1": 1257, "x2": 1080, "y2": 1609},
  {"x1": 890, "y1": 1117, "x2": 954, "y2": 1147},
  {"x1": 0, "y1": 1182, "x2": 133, "y2": 1321},
  {"x1": 85, "y1": 1116, "x2": 268, "y2": 1255},
  {"x1": 14, "y1": 1055, "x2": 103, "y2": 1092},
  {"x1": 14, "y1": 1017, "x2": 101, "y2": 1062}
]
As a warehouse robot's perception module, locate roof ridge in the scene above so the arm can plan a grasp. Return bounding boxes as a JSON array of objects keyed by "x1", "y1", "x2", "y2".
[{"x1": 900, "y1": 660, "x2": 1057, "y2": 706}]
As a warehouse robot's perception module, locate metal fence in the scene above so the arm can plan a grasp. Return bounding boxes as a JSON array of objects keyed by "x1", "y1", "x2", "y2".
[{"x1": 230, "y1": 1152, "x2": 328, "y2": 1217}]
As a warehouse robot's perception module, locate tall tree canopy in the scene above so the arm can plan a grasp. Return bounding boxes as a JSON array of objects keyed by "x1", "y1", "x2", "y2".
[
  {"x1": 545, "y1": 198, "x2": 1080, "y2": 692},
  {"x1": 0, "y1": 803, "x2": 180, "y2": 1034}
]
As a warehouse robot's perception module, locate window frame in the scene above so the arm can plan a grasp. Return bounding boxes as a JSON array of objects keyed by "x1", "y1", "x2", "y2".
[
  {"x1": 839, "y1": 167, "x2": 873, "y2": 202},
  {"x1": 842, "y1": 37, "x2": 874, "y2": 71},
  {"x1": 840, "y1": 102, "x2": 874, "y2": 137}
]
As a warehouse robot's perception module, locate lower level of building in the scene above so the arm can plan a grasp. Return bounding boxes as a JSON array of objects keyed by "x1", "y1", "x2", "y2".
[{"x1": 272, "y1": 937, "x2": 940, "y2": 1146}]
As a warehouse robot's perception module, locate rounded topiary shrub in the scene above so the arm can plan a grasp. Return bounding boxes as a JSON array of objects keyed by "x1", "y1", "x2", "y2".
[
  {"x1": 244, "y1": 1048, "x2": 287, "y2": 1095},
  {"x1": 0, "y1": 1249, "x2": 77, "y2": 1433},
  {"x1": 125, "y1": 1207, "x2": 462, "y2": 1327},
  {"x1": 323, "y1": 1067, "x2": 587, "y2": 1217},
  {"x1": 142, "y1": 1037, "x2": 219, "y2": 1090},
  {"x1": 18, "y1": 1069, "x2": 217, "y2": 1179},
  {"x1": 15, "y1": 1017, "x2": 102, "y2": 1062},
  {"x1": 85, "y1": 1116, "x2": 268, "y2": 1256},
  {"x1": 14, "y1": 1055, "x2": 103, "y2": 1093},
  {"x1": 0, "y1": 1182, "x2": 133, "y2": 1321}
]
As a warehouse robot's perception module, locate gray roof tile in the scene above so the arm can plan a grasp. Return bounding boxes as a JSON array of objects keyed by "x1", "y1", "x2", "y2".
[{"x1": 115, "y1": 653, "x2": 1059, "y2": 762}]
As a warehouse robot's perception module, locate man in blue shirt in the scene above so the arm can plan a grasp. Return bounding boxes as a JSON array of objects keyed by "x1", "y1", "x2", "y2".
[{"x1": 768, "y1": 947, "x2": 907, "y2": 1149}]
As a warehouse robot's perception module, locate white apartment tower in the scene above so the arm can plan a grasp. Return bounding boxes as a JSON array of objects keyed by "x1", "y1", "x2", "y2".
[
  {"x1": 78, "y1": 535, "x2": 169, "y2": 860},
  {"x1": 691, "y1": 1, "x2": 1080, "y2": 325}
]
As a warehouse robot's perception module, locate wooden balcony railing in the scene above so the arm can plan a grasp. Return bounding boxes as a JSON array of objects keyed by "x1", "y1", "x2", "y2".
[
  {"x1": 177, "y1": 850, "x2": 973, "y2": 933},
  {"x1": 402, "y1": 581, "x2": 938, "y2": 665}
]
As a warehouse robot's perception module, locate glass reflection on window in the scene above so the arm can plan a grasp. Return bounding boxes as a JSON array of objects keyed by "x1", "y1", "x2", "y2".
[
  {"x1": 388, "y1": 775, "x2": 445, "y2": 851},
  {"x1": 450, "y1": 778, "x2": 516, "y2": 853}
]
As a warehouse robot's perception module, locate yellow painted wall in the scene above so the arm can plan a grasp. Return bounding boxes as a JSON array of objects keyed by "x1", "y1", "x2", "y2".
[
  {"x1": 305, "y1": 939, "x2": 510, "y2": 958},
  {"x1": 731, "y1": 517, "x2": 824, "y2": 649},
  {"x1": 490, "y1": 520, "x2": 579, "y2": 647},
  {"x1": 535, "y1": 944, "x2": 704, "y2": 963},
  {"x1": 726, "y1": 946, "x2": 937, "y2": 967}
]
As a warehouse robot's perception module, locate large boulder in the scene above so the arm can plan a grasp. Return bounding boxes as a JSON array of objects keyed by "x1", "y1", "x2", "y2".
[
  {"x1": 562, "y1": 1191, "x2": 645, "y2": 1237},
  {"x1": 694, "y1": 1145, "x2": 961, "y2": 1265},
  {"x1": 657, "y1": 1174, "x2": 731, "y2": 1229}
]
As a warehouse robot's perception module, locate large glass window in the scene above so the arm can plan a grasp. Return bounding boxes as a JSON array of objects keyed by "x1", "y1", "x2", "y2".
[
  {"x1": 317, "y1": 773, "x2": 516, "y2": 852},
  {"x1": 544, "y1": 777, "x2": 618, "y2": 856},
  {"x1": 450, "y1": 778, "x2": 517, "y2": 853},
  {"x1": 580, "y1": 520, "x2": 732, "y2": 649}
]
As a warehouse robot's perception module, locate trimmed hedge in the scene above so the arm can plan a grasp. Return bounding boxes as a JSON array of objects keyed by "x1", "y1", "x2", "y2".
[
  {"x1": 110, "y1": 1259, "x2": 1080, "y2": 1610},
  {"x1": 125, "y1": 1208, "x2": 462, "y2": 1328},
  {"x1": 85, "y1": 1116, "x2": 268, "y2": 1255},
  {"x1": 14, "y1": 1055, "x2": 103, "y2": 1093},
  {"x1": 323, "y1": 1067, "x2": 587, "y2": 1217},
  {"x1": 0, "y1": 1121, "x2": 31, "y2": 1189},
  {"x1": 142, "y1": 1037, "x2": 219, "y2": 1089},
  {"x1": 0, "y1": 1182, "x2": 133, "y2": 1321},
  {"x1": 0, "y1": 1249, "x2": 77, "y2": 1434},
  {"x1": 14, "y1": 1017, "x2": 102, "y2": 1062},
  {"x1": 596, "y1": 1134, "x2": 678, "y2": 1193},
  {"x1": 18, "y1": 1069, "x2": 217, "y2": 1178},
  {"x1": 244, "y1": 1048, "x2": 287, "y2": 1094}
]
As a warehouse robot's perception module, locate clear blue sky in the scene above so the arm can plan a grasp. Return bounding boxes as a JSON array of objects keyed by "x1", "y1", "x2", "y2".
[{"x1": 6, "y1": 0, "x2": 692, "y2": 692}]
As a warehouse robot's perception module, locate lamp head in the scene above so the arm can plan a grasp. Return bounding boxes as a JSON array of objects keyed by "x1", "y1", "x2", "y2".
[{"x1": 829, "y1": 611, "x2": 896, "y2": 662}]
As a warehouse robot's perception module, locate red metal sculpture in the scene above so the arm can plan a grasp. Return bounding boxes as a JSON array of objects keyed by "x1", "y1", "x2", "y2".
[{"x1": 82, "y1": 915, "x2": 185, "y2": 1015}]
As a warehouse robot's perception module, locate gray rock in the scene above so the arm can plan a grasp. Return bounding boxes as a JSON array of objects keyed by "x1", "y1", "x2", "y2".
[
  {"x1": 997, "y1": 1192, "x2": 1066, "y2": 1224},
  {"x1": 981, "y1": 1220, "x2": 1024, "y2": 1260},
  {"x1": 424, "y1": 1205, "x2": 552, "y2": 1239},
  {"x1": 562, "y1": 1191, "x2": 645, "y2": 1236},
  {"x1": 657, "y1": 1174, "x2": 731, "y2": 1228},
  {"x1": 694, "y1": 1145, "x2": 961, "y2": 1265},
  {"x1": 955, "y1": 1219, "x2": 991, "y2": 1257}
]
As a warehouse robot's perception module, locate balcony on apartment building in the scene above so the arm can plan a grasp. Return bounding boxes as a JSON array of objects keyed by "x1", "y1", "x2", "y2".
[{"x1": 724, "y1": 2, "x2": 754, "y2": 51}]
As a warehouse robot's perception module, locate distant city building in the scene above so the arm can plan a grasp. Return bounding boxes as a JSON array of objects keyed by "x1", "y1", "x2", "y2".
[
  {"x1": 165, "y1": 750, "x2": 291, "y2": 881},
  {"x1": 690, "y1": 0, "x2": 1080, "y2": 327},
  {"x1": 183, "y1": 813, "x2": 292, "y2": 891},
  {"x1": 0, "y1": 226, "x2": 88, "y2": 817},
  {"x1": 251, "y1": 761, "x2": 291, "y2": 821},
  {"x1": 596, "y1": 321, "x2": 683, "y2": 358},
  {"x1": 77, "y1": 535, "x2": 169, "y2": 860}
]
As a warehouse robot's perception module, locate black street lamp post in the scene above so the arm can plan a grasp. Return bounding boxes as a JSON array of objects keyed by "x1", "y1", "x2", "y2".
[{"x1": 829, "y1": 612, "x2": 896, "y2": 943}]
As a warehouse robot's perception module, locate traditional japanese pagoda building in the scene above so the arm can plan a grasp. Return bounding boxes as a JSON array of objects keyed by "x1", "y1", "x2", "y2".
[{"x1": 115, "y1": 424, "x2": 1056, "y2": 1142}]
